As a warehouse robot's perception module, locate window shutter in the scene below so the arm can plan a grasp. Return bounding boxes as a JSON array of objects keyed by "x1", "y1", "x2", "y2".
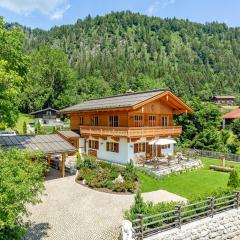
[
  {"x1": 96, "y1": 141, "x2": 99, "y2": 149},
  {"x1": 142, "y1": 143, "x2": 146, "y2": 152},
  {"x1": 116, "y1": 143, "x2": 119, "y2": 153},
  {"x1": 134, "y1": 144, "x2": 138, "y2": 153},
  {"x1": 106, "y1": 142, "x2": 109, "y2": 151}
]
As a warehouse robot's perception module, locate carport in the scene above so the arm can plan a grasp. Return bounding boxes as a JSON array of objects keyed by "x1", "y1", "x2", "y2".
[{"x1": 0, "y1": 134, "x2": 77, "y2": 177}]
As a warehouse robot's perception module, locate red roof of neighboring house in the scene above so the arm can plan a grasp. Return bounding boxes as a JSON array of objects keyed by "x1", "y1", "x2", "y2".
[
  {"x1": 223, "y1": 108, "x2": 240, "y2": 119},
  {"x1": 214, "y1": 96, "x2": 235, "y2": 99}
]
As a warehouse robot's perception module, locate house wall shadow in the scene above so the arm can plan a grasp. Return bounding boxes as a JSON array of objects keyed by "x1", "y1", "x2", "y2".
[
  {"x1": 45, "y1": 167, "x2": 75, "y2": 181},
  {"x1": 23, "y1": 222, "x2": 50, "y2": 240}
]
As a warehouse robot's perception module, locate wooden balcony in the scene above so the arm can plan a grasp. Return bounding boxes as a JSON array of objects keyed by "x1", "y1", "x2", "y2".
[{"x1": 80, "y1": 125, "x2": 182, "y2": 138}]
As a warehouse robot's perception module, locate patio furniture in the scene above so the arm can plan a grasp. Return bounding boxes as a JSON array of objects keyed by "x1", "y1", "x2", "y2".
[{"x1": 136, "y1": 156, "x2": 145, "y2": 167}]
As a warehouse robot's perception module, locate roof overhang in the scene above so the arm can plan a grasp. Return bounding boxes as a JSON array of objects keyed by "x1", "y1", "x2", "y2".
[{"x1": 133, "y1": 91, "x2": 193, "y2": 114}]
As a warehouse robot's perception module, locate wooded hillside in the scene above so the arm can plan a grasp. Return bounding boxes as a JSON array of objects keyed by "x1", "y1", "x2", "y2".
[{"x1": 7, "y1": 11, "x2": 240, "y2": 111}]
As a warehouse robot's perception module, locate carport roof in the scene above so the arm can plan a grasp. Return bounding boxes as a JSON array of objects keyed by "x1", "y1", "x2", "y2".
[{"x1": 0, "y1": 134, "x2": 77, "y2": 154}]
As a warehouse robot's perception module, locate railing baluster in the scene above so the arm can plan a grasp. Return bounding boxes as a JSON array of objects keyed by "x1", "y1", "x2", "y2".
[
  {"x1": 137, "y1": 214, "x2": 144, "y2": 240},
  {"x1": 208, "y1": 197, "x2": 214, "y2": 218},
  {"x1": 234, "y1": 191, "x2": 240, "y2": 208},
  {"x1": 176, "y1": 205, "x2": 182, "y2": 229}
]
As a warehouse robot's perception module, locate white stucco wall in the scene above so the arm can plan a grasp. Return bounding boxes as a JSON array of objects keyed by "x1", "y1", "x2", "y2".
[
  {"x1": 97, "y1": 137, "x2": 129, "y2": 164},
  {"x1": 79, "y1": 136, "x2": 175, "y2": 165},
  {"x1": 161, "y1": 143, "x2": 174, "y2": 156},
  {"x1": 79, "y1": 138, "x2": 85, "y2": 155}
]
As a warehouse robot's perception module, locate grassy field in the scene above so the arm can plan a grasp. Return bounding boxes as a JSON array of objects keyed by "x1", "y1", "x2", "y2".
[
  {"x1": 8, "y1": 113, "x2": 34, "y2": 134},
  {"x1": 138, "y1": 158, "x2": 240, "y2": 199}
]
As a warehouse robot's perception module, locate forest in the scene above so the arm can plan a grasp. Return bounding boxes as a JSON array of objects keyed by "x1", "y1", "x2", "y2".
[
  {"x1": 1, "y1": 12, "x2": 240, "y2": 152},
  {"x1": 19, "y1": 11, "x2": 240, "y2": 112}
]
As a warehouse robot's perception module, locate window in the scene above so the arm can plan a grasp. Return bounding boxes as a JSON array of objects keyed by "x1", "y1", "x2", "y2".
[
  {"x1": 106, "y1": 142, "x2": 119, "y2": 152},
  {"x1": 134, "y1": 115, "x2": 143, "y2": 127},
  {"x1": 134, "y1": 143, "x2": 146, "y2": 153},
  {"x1": 161, "y1": 144, "x2": 170, "y2": 149},
  {"x1": 91, "y1": 116, "x2": 99, "y2": 126},
  {"x1": 89, "y1": 140, "x2": 99, "y2": 149},
  {"x1": 161, "y1": 116, "x2": 168, "y2": 126},
  {"x1": 148, "y1": 115, "x2": 157, "y2": 126},
  {"x1": 79, "y1": 116, "x2": 84, "y2": 125},
  {"x1": 109, "y1": 116, "x2": 119, "y2": 127},
  {"x1": 46, "y1": 110, "x2": 52, "y2": 116}
]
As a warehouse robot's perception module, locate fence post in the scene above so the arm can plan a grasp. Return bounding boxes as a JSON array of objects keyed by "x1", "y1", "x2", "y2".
[
  {"x1": 137, "y1": 214, "x2": 144, "y2": 240},
  {"x1": 208, "y1": 197, "x2": 214, "y2": 218},
  {"x1": 234, "y1": 191, "x2": 240, "y2": 208},
  {"x1": 176, "y1": 205, "x2": 182, "y2": 229}
]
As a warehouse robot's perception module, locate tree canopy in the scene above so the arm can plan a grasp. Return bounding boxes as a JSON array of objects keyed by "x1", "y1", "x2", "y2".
[
  {"x1": 0, "y1": 18, "x2": 27, "y2": 128},
  {"x1": 0, "y1": 149, "x2": 45, "y2": 239},
  {"x1": 22, "y1": 12, "x2": 240, "y2": 104}
]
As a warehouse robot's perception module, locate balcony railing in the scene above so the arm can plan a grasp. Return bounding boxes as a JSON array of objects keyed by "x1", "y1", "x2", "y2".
[{"x1": 80, "y1": 125, "x2": 182, "y2": 138}]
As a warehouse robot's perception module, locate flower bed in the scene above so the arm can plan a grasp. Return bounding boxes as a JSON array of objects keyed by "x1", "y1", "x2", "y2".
[{"x1": 76, "y1": 155, "x2": 138, "y2": 193}]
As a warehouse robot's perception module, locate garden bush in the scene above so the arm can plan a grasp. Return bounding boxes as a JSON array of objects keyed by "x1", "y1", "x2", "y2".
[
  {"x1": 0, "y1": 149, "x2": 46, "y2": 239},
  {"x1": 125, "y1": 187, "x2": 236, "y2": 224},
  {"x1": 227, "y1": 170, "x2": 239, "y2": 188},
  {"x1": 77, "y1": 158, "x2": 138, "y2": 193}
]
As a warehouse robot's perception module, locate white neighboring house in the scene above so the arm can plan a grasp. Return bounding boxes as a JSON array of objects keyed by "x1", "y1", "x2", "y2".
[
  {"x1": 59, "y1": 89, "x2": 192, "y2": 165},
  {"x1": 0, "y1": 131, "x2": 17, "y2": 136},
  {"x1": 30, "y1": 107, "x2": 69, "y2": 127}
]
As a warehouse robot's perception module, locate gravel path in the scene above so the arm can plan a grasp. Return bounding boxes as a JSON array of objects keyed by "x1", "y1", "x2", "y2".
[{"x1": 25, "y1": 171, "x2": 187, "y2": 240}]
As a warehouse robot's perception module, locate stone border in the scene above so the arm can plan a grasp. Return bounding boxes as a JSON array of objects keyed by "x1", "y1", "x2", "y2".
[
  {"x1": 75, "y1": 178, "x2": 136, "y2": 195},
  {"x1": 121, "y1": 208, "x2": 240, "y2": 240},
  {"x1": 137, "y1": 159, "x2": 202, "y2": 178}
]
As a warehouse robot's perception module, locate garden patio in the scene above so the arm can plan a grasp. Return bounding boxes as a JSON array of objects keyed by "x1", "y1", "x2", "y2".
[{"x1": 25, "y1": 157, "x2": 240, "y2": 239}]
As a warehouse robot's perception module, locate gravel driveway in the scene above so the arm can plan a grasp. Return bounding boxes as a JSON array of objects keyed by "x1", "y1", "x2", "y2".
[{"x1": 25, "y1": 170, "x2": 186, "y2": 240}]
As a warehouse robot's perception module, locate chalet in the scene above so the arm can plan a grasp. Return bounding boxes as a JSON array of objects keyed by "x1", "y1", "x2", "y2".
[
  {"x1": 222, "y1": 107, "x2": 240, "y2": 128},
  {"x1": 60, "y1": 89, "x2": 192, "y2": 165},
  {"x1": 212, "y1": 96, "x2": 235, "y2": 106},
  {"x1": 30, "y1": 107, "x2": 61, "y2": 126}
]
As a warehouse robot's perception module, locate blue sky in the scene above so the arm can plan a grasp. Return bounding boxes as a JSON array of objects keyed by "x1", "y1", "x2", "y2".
[{"x1": 0, "y1": 0, "x2": 239, "y2": 30}]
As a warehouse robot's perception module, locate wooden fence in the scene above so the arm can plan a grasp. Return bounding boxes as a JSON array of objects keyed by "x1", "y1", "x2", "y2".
[
  {"x1": 182, "y1": 148, "x2": 240, "y2": 162},
  {"x1": 132, "y1": 191, "x2": 240, "y2": 239}
]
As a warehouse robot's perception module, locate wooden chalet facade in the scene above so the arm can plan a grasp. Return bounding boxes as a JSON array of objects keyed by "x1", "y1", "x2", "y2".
[{"x1": 60, "y1": 89, "x2": 192, "y2": 164}]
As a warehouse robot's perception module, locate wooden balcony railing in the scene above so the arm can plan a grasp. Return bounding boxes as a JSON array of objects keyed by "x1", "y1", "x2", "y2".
[{"x1": 80, "y1": 125, "x2": 182, "y2": 138}]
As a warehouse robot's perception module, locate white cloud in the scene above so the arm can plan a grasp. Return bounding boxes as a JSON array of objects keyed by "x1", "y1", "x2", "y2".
[
  {"x1": 147, "y1": 0, "x2": 176, "y2": 15},
  {"x1": 0, "y1": 0, "x2": 70, "y2": 20},
  {"x1": 51, "y1": 4, "x2": 70, "y2": 20}
]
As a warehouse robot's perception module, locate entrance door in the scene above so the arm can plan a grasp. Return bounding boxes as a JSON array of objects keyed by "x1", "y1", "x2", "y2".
[
  {"x1": 88, "y1": 149, "x2": 97, "y2": 157},
  {"x1": 146, "y1": 143, "x2": 161, "y2": 159}
]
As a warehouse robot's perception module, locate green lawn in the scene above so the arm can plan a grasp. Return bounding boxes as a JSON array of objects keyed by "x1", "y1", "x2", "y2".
[
  {"x1": 8, "y1": 113, "x2": 34, "y2": 134},
  {"x1": 138, "y1": 158, "x2": 240, "y2": 199}
]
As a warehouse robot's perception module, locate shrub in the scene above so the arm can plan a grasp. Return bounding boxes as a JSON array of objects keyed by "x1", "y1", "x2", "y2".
[
  {"x1": 83, "y1": 155, "x2": 98, "y2": 169},
  {"x1": 112, "y1": 183, "x2": 126, "y2": 192},
  {"x1": 0, "y1": 149, "x2": 45, "y2": 239},
  {"x1": 123, "y1": 161, "x2": 138, "y2": 181},
  {"x1": 75, "y1": 153, "x2": 82, "y2": 170},
  {"x1": 23, "y1": 121, "x2": 27, "y2": 134},
  {"x1": 125, "y1": 192, "x2": 145, "y2": 220},
  {"x1": 227, "y1": 170, "x2": 239, "y2": 188},
  {"x1": 125, "y1": 180, "x2": 136, "y2": 193}
]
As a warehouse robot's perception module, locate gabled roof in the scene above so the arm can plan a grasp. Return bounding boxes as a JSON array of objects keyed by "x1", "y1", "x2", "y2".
[
  {"x1": 30, "y1": 107, "x2": 58, "y2": 115},
  {"x1": 223, "y1": 108, "x2": 240, "y2": 119},
  {"x1": 0, "y1": 134, "x2": 76, "y2": 154},
  {"x1": 60, "y1": 89, "x2": 192, "y2": 113}
]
